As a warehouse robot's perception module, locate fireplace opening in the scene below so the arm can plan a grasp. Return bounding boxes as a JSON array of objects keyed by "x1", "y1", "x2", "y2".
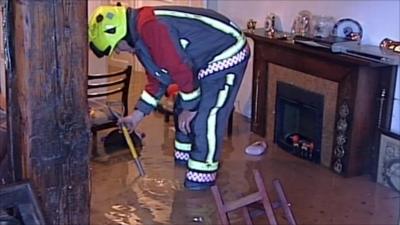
[{"x1": 275, "y1": 82, "x2": 324, "y2": 163}]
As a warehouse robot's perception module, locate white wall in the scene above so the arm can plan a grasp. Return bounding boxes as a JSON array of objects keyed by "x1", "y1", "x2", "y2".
[
  {"x1": 235, "y1": 38, "x2": 253, "y2": 118},
  {"x1": 215, "y1": 0, "x2": 399, "y2": 45},
  {"x1": 215, "y1": 0, "x2": 400, "y2": 132}
]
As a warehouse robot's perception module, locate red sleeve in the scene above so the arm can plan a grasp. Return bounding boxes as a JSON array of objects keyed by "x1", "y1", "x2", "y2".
[
  {"x1": 139, "y1": 20, "x2": 195, "y2": 94},
  {"x1": 144, "y1": 71, "x2": 161, "y2": 96}
]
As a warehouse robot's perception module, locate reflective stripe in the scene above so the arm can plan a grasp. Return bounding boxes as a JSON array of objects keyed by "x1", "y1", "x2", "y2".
[
  {"x1": 188, "y1": 159, "x2": 219, "y2": 171},
  {"x1": 226, "y1": 73, "x2": 235, "y2": 85},
  {"x1": 188, "y1": 74, "x2": 235, "y2": 172},
  {"x1": 154, "y1": 10, "x2": 246, "y2": 62},
  {"x1": 175, "y1": 140, "x2": 191, "y2": 151},
  {"x1": 206, "y1": 86, "x2": 229, "y2": 162},
  {"x1": 179, "y1": 38, "x2": 190, "y2": 49},
  {"x1": 179, "y1": 88, "x2": 200, "y2": 101},
  {"x1": 175, "y1": 151, "x2": 190, "y2": 161},
  {"x1": 212, "y1": 33, "x2": 245, "y2": 62},
  {"x1": 198, "y1": 46, "x2": 249, "y2": 79},
  {"x1": 186, "y1": 170, "x2": 216, "y2": 182},
  {"x1": 140, "y1": 90, "x2": 158, "y2": 107}
]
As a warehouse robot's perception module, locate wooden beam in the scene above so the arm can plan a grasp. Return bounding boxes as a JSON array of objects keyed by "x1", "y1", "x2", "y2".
[{"x1": 6, "y1": 1, "x2": 90, "y2": 224}]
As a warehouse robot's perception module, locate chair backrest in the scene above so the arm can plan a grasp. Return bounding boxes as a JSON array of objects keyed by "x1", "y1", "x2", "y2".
[{"x1": 88, "y1": 65, "x2": 132, "y2": 116}]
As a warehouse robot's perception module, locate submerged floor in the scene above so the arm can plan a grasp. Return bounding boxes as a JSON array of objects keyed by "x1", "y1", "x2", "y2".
[{"x1": 90, "y1": 112, "x2": 400, "y2": 225}]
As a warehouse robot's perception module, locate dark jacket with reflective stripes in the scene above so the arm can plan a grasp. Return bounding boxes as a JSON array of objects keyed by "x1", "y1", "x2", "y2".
[{"x1": 127, "y1": 6, "x2": 246, "y2": 115}]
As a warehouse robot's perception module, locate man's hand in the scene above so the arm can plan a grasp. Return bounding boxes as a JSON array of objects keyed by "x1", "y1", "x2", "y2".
[
  {"x1": 118, "y1": 110, "x2": 145, "y2": 133},
  {"x1": 178, "y1": 110, "x2": 197, "y2": 135}
]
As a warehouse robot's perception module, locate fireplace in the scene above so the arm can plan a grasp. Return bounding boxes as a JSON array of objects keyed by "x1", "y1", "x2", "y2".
[
  {"x1": 275, "y1": 82, "x2": 324, "y2": 163},
  {"x1": 247, "y1": 29, "x2": 397, "y2": 176},
  {"x1": 266, "y1": 64, "x2": 338, "y2": 168}
]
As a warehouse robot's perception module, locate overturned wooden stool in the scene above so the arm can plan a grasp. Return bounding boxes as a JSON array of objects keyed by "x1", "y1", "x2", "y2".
[{"x1": 211, "y1": 169, "x2": 297, "y2": 225}]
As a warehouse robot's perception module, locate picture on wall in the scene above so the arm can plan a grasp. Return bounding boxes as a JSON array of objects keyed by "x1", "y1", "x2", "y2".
[{"x1": 377, "y1": 132, "x2": 400, "y2": 192}]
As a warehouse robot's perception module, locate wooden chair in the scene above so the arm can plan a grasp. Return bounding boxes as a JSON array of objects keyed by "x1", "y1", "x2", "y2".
[
  {"x1": 0, "y1": 182, "x2": 46, "y2": 225},
  {"x1": 88, "y1": 65, "x2": 132, "y2": 157},
  {"x1": 211, "y1": 169, "x2": 297, "y2": 225}
]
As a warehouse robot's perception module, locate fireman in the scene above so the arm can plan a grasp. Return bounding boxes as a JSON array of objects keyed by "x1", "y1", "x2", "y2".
[{"x1": 89, "y1": 5, "x2": 250, "y2": 190}]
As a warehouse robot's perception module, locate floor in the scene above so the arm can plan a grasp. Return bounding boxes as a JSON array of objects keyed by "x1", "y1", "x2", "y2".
[{"x1": 90, "y1": 70, "x2": 400, "y2": 225}]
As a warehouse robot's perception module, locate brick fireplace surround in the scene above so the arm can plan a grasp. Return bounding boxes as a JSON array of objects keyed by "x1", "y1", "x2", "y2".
[{"x1": 246, "y1": 29, "x2": 397, "y2": 177}]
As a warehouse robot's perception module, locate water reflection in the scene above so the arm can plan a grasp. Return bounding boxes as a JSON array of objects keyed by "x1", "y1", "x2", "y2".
[{"x1": 105, "y1": 204, "x2": 138, "y2": 225}]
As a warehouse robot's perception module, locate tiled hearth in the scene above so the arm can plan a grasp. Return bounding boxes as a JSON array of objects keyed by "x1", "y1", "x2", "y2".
[{"x1": 266, "y1": 64, "x2": 338, "y2": 168}]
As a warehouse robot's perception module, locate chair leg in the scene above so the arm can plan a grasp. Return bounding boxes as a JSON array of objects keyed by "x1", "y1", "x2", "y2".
[
  {"x1": 273, "y1": 179, "x2": 297, "y2": 225},
  {"x1": 242, "y1": 207, "x2": 254, "y2": 225},
  {"x1": 227, "y1": 108, "x2": 234, "y2": 137},
  {"x1": 211, "y1": 185, "x2": 231, "y2": 225},
  {"x1": 253, "y1": 170, "x2": 278, "y2": 225},
  {"x1": 91, "y1": 131, "x2": 98, "y2": 158},
  {"x1": 164, "y1": 112, "x2": 170, "y2": 123}
]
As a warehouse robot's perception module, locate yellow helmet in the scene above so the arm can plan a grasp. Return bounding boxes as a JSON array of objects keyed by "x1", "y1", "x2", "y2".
[{"x1": 88, "y1": 5, "x2": 127, "y2": 57}]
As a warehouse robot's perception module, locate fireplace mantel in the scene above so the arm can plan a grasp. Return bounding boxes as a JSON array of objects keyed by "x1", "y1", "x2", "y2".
[{"x1": 246, "y1": 29, "x2": 397, "y2": 177}]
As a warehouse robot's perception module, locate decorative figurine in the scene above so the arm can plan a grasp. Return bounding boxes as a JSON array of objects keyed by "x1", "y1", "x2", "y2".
[
  {"x1": 290, "y1": 134, "x2": 300, "y2": 147},
  {"x1": 247, "y1": 19, "x2": 257, "y2": 32}
]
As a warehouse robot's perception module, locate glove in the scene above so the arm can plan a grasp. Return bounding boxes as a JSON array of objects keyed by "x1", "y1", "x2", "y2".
[
  {"x1": 118, "y1": 110, "x2": 145, "y2": 133},
  {"x1": 178, "y1": 110, "x2": 197, "y2": 135}
]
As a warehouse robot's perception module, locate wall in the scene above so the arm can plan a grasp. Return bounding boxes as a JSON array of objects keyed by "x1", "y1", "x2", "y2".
[
  {"x1": 214, "y1": 0, "x2": 399, "y2": 45},
  {"x1": 214, "y1": 0, "x2": 400, "y2": 133},
  {"x1": 235, "y1": 37, "x2": 253, "y2": 118}
]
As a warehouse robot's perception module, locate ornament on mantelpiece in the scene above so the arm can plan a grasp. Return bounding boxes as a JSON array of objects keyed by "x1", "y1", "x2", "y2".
[
  {"x1": 291, "y1": 10, "x2": 312, "y2": 36},
  {"x1": 311, "y1": 15, "x2": 335, "y2": 38},
  {"x1": 265, "y1": 13, "x2": 276, "y2": 37},
  {"x1": 332, "y1": 18, "x2": 363, "y2": 42},
  {"x1": 380, "y1": 38, "x2": 400, "y2": 54},
  {"x1": 247, "y1": 19, "x2": 257, "y2": 32}
]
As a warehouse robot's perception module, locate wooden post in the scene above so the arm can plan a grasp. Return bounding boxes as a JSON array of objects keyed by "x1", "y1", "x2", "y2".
[{"x1": 5, "y1": 1, "x2": 90, "y2": 224}]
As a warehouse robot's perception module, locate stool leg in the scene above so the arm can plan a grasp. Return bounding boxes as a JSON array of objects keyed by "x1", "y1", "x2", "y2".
[
  {"x1": 273, "y1": 179, "x2": 297, "y2": 225},
  {"x1": 242, "y1": 207, "x2": 254, "y2": 225},
  {"x1": 211, "y1": 185, "x2": 230, "y2": 225},
  {"x1": 164, "y1": 113, "x2": 170, "y2": 123},
  {"x1": 91, "y1": 130, "x2": 98, "y2": 158},
  {"x1": 253, "y1": 170, "x2": 278, "y2": 225},
  {"x1": 227, "y1": 108, "x2": 234, "y2": 137}
]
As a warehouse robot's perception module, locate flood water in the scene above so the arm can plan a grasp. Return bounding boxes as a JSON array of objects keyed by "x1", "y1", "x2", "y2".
[{"x1": 90, "y1": 113, "x2": 400, "y2": 225}]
